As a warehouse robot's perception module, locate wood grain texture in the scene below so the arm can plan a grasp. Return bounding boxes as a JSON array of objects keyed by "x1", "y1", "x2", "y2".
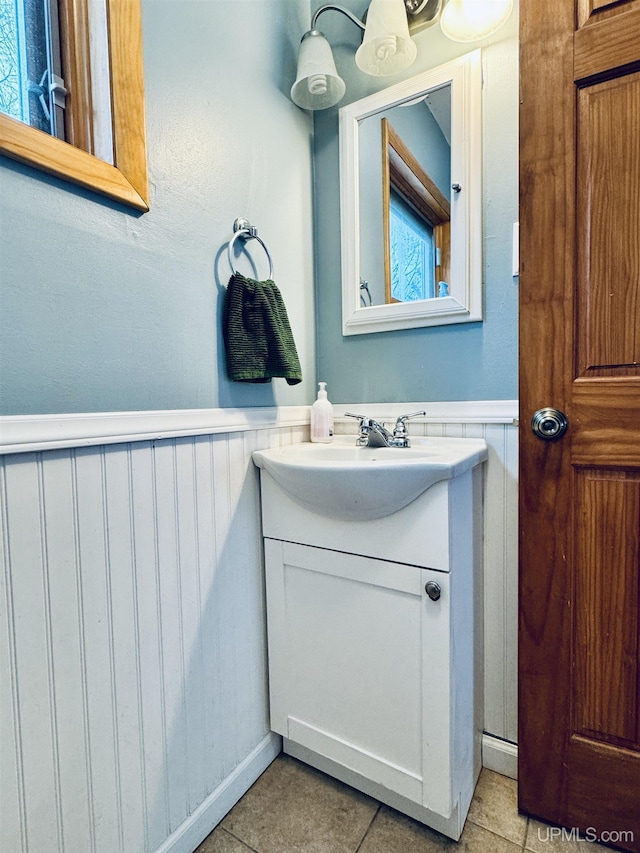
[
  {"x1": 519, "y1": 0, "x2": 576, "y2": 820},
  {"x1": 0, "y1": 0, "x2": 148, "y2": 210},
  {"x1": 434, "y1": 221, "x2": 450, "y2": 288},
  {"x1": 58, "y1": 0, "x2": 94, "y2": 155},
  {"x1": 574, "y1": 470, "x2": 640, "y2": 744},
  {"x1": 577, "y1": 71, "x2": 640, "y2": 374},
  {"x1": 578, "y1": 0, "x2": 640, "y2": 28},
  {"x1": 386, "y1": 121, "x2": 450, "y2": 224},
  {"x1": 568, "y1": 737, "x2": 640, "y2": 829},
  {"x1": 520, "y1": 0, "x2": 640, "y2": 846},
  {"x1": 107, "y1": 0, "x2": 148, "y2": 205},
  {"x1": 572, "y1": 379, "x2": 640, "y2": 466},
  {"x1": 575, "y1": 3, "x2": 640, "y2": 81},
  {"x1": 0, "y1": 114, "x2": 147, "y2": 209}
]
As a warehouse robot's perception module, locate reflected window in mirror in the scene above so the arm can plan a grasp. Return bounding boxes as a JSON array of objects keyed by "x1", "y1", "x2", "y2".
[
  {"x1": 389, "y1": 191, "x2": 435, "y2": 302},
  {"x1": 381, "y1": 117, "x2": 451, "y2": 305}
]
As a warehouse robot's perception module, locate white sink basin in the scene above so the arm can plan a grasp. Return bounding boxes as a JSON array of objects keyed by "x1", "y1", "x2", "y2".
[{"x1": 252, "y1": 435, "x2": 487, "y2": 521}]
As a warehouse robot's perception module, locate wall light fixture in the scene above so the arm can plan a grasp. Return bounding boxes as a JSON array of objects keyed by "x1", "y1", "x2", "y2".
[
  {"x1": 440, "y1": 0, "x2": 513, "y2": 42},
  {"x1": 291, "y1": 0, "x2": 513, "y2": 110}
]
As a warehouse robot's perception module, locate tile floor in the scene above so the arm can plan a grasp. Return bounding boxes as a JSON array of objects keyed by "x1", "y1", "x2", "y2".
[{"x1": 194, "y1": 755, "x2": 612, "y2": 853}]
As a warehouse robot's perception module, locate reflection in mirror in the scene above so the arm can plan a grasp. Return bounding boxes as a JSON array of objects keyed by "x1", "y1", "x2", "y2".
[
  {"x1": 358, "y1": 92, "x2": 451, "y2": 306},
  {"x1": 382, "y1": 102, "x2": 451, "y2": 304},
  {"x1": 340, "y1": 51, "x2": 481, "y2": 335}
]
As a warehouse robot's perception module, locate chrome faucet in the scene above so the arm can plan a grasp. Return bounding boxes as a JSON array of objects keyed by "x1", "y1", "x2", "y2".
[{"x1": 345, "y1": 411, "x2": 426, "y2": 448}]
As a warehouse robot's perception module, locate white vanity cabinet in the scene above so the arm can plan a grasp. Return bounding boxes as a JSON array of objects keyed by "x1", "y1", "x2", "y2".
[{"x1": 254, "y1": 444, "x2": 485, "y2": 840}]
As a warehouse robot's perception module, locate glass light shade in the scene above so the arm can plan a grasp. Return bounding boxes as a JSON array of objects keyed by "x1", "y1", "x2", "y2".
[
  {"x1": 355, "y1": 0, "x2": 417, "y2": 77},
  {"x1": 291, "y1": 30, "x2": 346, "y2": 110},
  {"x1": 440, "y1": 0, "x2": 513, "y2": 42}
]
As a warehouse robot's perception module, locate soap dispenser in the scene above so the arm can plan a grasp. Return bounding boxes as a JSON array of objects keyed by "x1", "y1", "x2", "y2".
[{"x1": 310, "y1": 382, "x2": 334, "y2": 443}]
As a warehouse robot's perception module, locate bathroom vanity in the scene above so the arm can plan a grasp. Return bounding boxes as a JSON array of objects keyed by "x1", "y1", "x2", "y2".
[{"x1": 252, "y1": 436, "x2": 487, "y2": 840}]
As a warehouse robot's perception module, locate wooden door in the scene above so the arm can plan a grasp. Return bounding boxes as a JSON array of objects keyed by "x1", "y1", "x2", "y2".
[{"x1": 519, "y1": 1, "x2": 640, "y2": 849}]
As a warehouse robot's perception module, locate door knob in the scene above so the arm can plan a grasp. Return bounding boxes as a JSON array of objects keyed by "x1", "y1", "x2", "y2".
[
  {"x1": 531, "y1": 408, "x2": 568, "y2": 441},
  {"x1": 425, "y1": 581, "x2": 441, "y2": 601}
]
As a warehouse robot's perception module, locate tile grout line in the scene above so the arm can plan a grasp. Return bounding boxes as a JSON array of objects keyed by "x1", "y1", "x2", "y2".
[
  {"x1": 219, "y1": 826, "x2": 262, "y2": 853},
  {"x1": 462, "y1": 814, "x2": 531, "y2": 851},
  {"x1": 353, "y1": 803, "x2": 382, "y2": 853}
]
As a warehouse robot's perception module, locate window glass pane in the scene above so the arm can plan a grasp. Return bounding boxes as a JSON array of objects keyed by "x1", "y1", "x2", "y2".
[
  {"x1": 0, "y1": 0, "x2": 62, "y2": 135},
  {"x1": 24, "y1": 0, "x2": 51, "y2": 132},
  {"x1": 0, "y1": 0, "x2": 28, "y2": 121},
  {"x1": 390, "y1": 191, "x2": 435, "y2": 302}
]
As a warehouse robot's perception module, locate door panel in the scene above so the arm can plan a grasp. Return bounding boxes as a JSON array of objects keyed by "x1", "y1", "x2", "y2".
[
  {"x1": 579, "y1": 0, "x2": 638, "y2": 24},
  {"x1": 572, "y1": 380, "x2": 640, "y2": 466},
  {"x1": 577, "y1": 71, "x2": 640, "y2": 375},
  {"x1": 574, "y1": 470, "x2": 640, "y2": 745},
  {"x1": 520, "y1": 0, "x2": 640, "y2": 848},
  {"x1": 575, "y1": 2, "x2": 640, "y2": 76}
]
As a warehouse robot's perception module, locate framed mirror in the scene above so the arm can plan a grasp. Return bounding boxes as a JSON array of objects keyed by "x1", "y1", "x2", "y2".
[{"x1": 340, "y1": 50, "x2": 482, "y2": 335}]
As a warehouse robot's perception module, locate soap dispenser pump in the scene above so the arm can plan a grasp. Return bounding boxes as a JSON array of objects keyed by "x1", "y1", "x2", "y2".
[{"x1": 310, "y1": 382, "x2": 334, "y2": 443}]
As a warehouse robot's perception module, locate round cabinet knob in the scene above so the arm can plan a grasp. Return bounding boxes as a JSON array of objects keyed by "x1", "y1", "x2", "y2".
[
  {"x1": 425, "y1": 581, "x2": 441, "y2": 601},
  {"x1": 531, "y1": 408, "x2": 568, "y2": 441}
]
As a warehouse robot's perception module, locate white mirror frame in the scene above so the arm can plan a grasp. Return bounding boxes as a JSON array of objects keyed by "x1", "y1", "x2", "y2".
[{"x1": 340, "y1": 50, "x2": 482, "y2": 335}]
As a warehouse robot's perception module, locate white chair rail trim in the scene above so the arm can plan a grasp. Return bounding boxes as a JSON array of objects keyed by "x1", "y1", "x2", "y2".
[
  {"x1": 0, "y1": 401, "x2": 518, "y2": 455},
  {"x1": 0, "y1": 406, "x2": 311, "y2": 455}
]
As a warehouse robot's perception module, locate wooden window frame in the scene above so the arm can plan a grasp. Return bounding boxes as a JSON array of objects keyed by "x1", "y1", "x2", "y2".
[
  {"x1": 0, "y1": 0, "x2": 149, "y2": 211},
  {"x1": 382, "y1": 118, "x2": 451, "y2": 304}
]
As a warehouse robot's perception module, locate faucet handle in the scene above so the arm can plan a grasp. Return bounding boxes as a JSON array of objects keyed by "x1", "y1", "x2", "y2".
[
  {"x1": 396, "y1": 410, "x2": 426, "y2": 425},
  {"x1": 345, "y1": 412, "x2": 376, "y2": 429},
  {"x1": 344, "y1": 413, "x2": 371, "y2": 446},
  {"x1": 392, "y1": 410, "x2": 426, "y2": 446}
]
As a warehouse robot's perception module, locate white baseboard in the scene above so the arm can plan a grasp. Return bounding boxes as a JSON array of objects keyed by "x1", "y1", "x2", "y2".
[
  {"x1": 482, "y1": 734, "x2": 518, "y2": 780},
  {"x1": 153, "y1": 733, "x2": 282, "y2": 853}
]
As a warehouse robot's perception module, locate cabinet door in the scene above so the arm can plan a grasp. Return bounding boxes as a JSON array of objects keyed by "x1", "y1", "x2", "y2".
[{"x1": 264, "y1": 539, "x2": 453, "y2": 816}]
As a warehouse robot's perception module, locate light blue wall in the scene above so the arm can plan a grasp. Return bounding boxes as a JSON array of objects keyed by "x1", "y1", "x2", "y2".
[
  {"x1": 312, "y1": 0, "x2": 519, "y2": 403},
  {"x1": 0, "y1": 0, "x2": 315, "y2": 415},
  {"x1": 0, "y1": 1, "x2": 518, "y2": 414}
]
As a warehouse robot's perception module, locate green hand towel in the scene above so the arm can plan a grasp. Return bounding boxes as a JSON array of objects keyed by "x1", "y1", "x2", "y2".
[{"x1": 223, "y1": 273, "x2": 302, "y2": 385}]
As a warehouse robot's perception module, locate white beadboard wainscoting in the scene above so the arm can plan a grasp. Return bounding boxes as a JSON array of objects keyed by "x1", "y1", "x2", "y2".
[{"x1": 0, "y1": 402, "x2": 517, "y2": 853}]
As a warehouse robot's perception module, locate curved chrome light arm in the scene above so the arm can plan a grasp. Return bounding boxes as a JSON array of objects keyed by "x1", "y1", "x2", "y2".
[
  {"x1": 292, "y1": 0, "x2": 418, "y2": 109},
  {"x1": 311, "y1": 4, "x2": 366, "y2": 32}
]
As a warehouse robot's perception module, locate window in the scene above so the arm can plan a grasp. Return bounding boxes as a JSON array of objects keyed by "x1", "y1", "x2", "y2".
[
  {"x1": 0, "y1": 0, "x2": 148, "y2": 211},
  {"x1": 0, "y1": 0, "x2": 66, "y2": 137},
  {"x1": 382, "y1": 118, "x2": 450, "y2": 305},
  {"x1": 389, "y1": 190, "x2": 435, "y2": 302}
]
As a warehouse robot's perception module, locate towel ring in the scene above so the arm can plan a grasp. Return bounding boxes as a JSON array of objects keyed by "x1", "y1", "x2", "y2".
[{"x1": 227, "y1": 217, "x2": 274, "y2": 280}]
